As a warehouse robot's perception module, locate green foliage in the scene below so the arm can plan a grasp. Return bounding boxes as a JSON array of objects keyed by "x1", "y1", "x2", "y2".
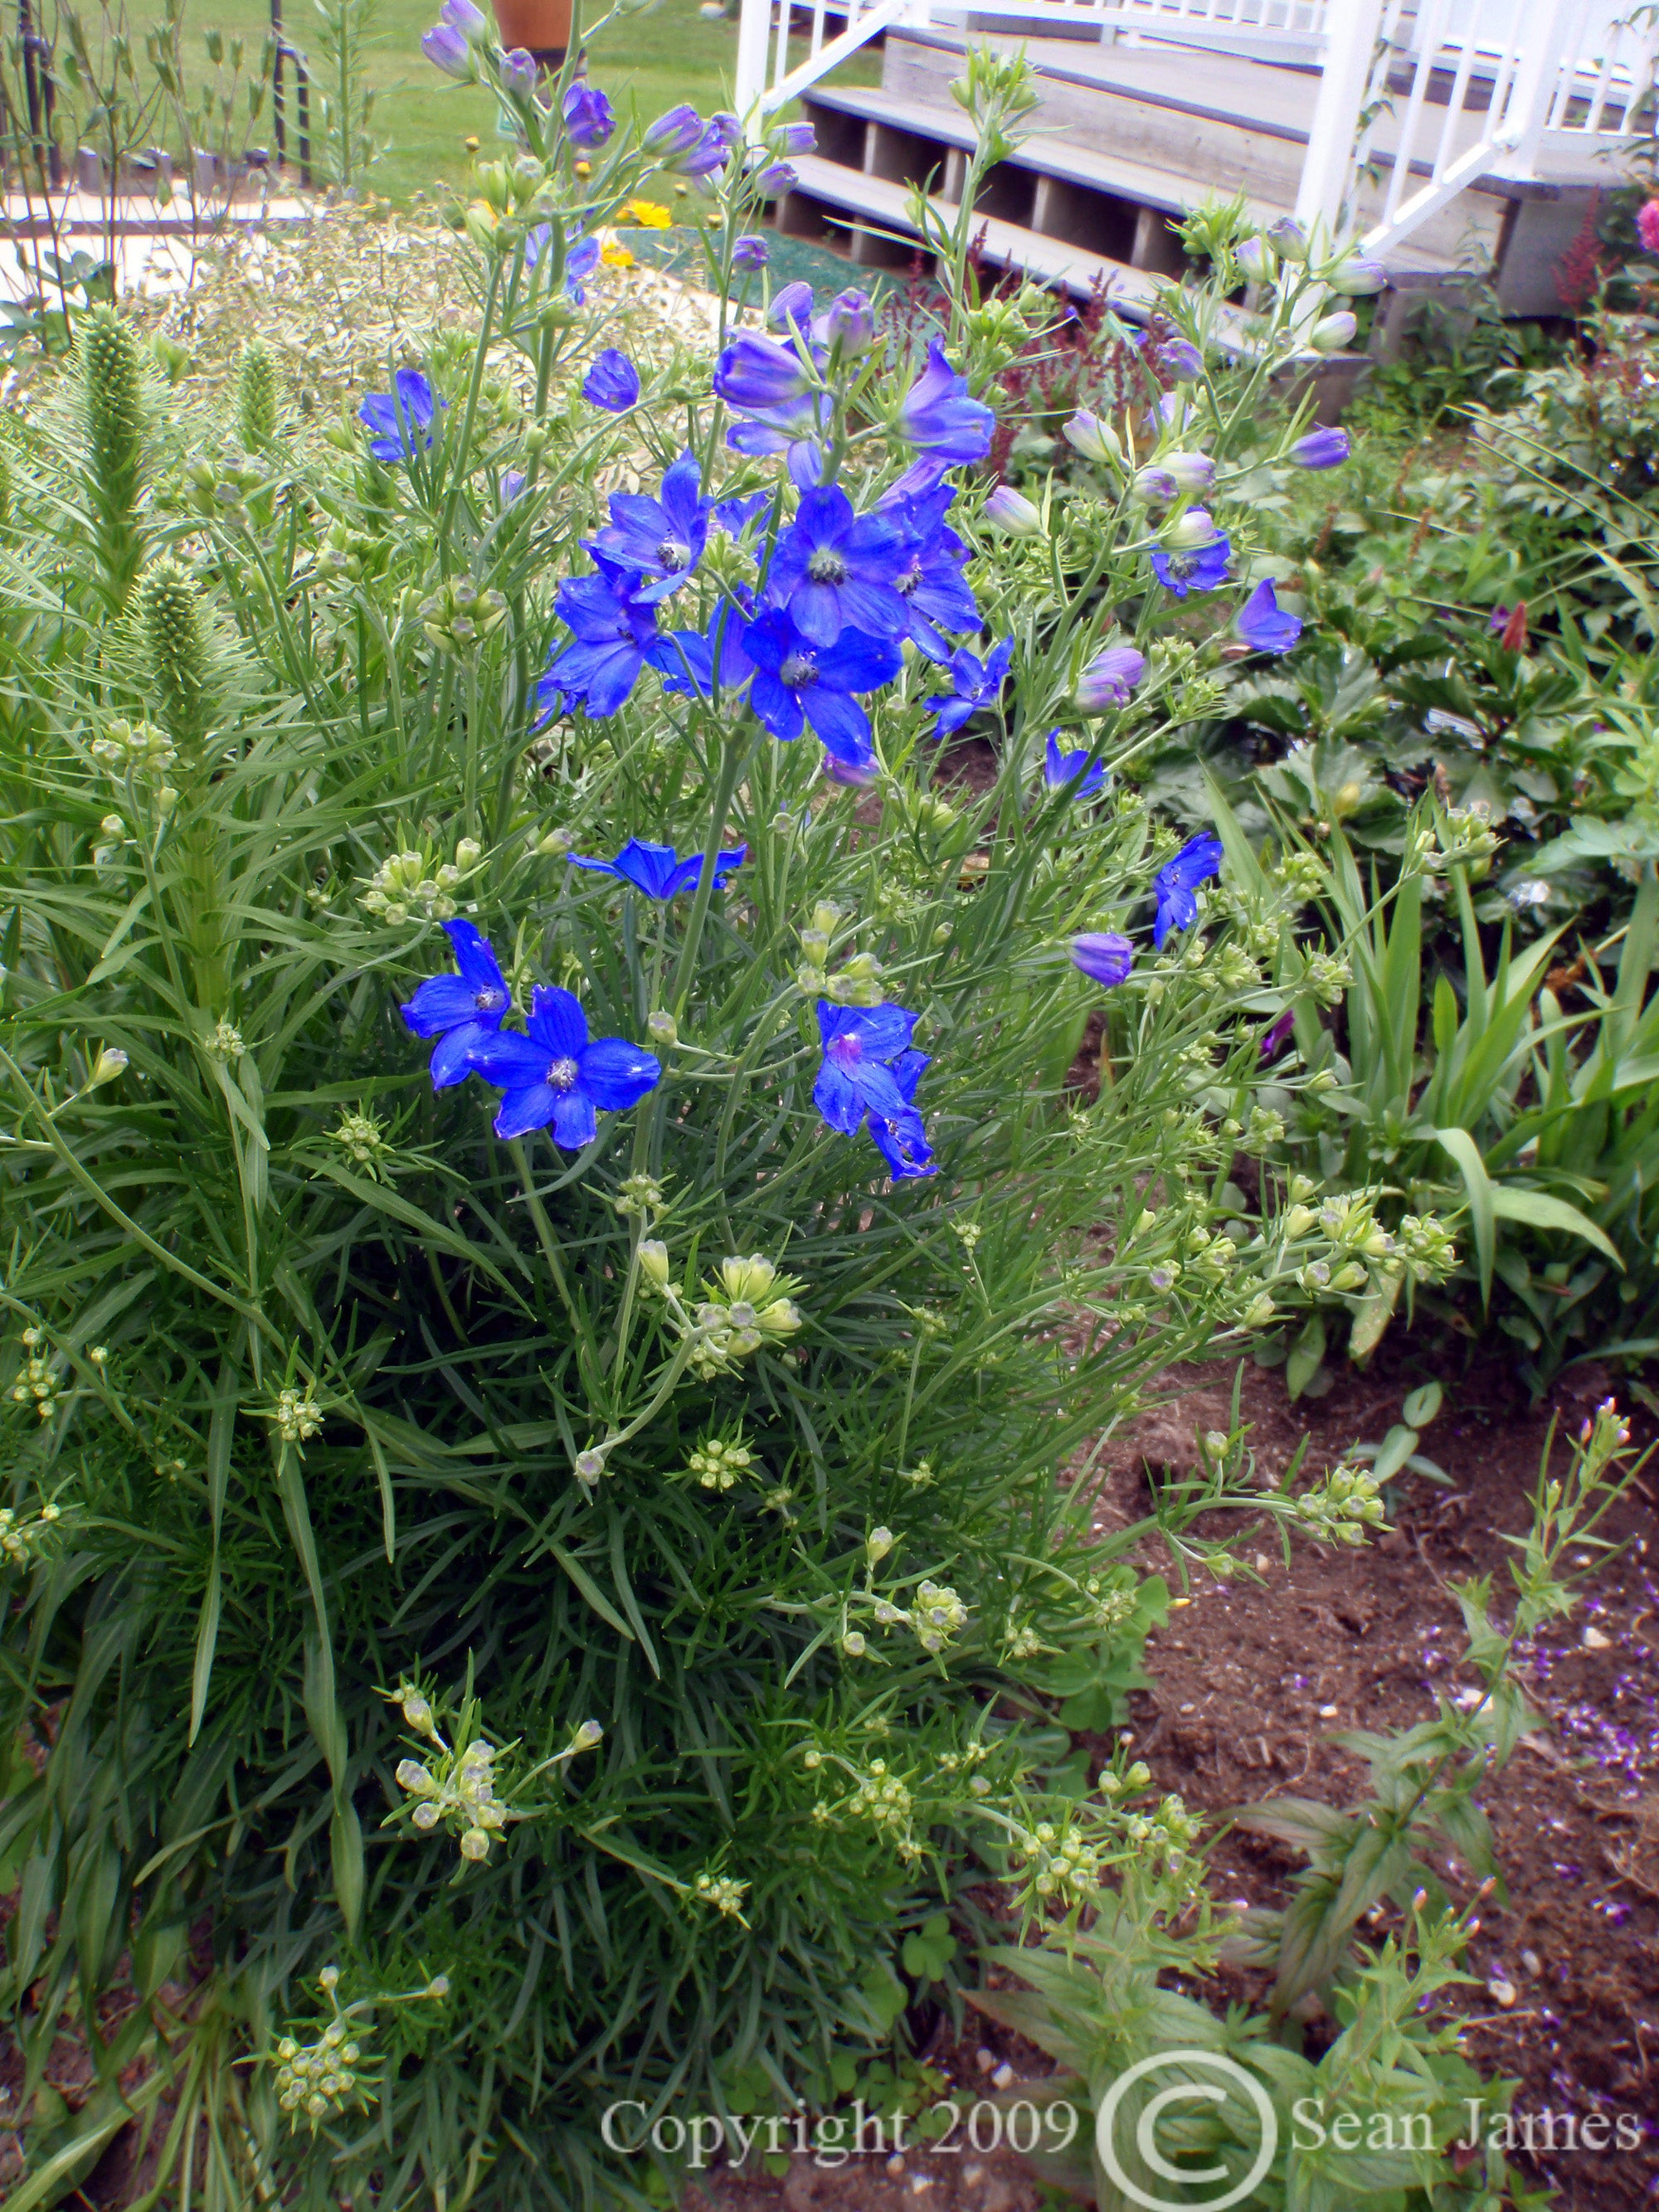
[{"x1": 0, "y1": 56, "x2": 1449, "y2": 2212}]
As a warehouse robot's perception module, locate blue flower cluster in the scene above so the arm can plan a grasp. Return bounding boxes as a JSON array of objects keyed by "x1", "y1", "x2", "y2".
[
  {"x1": 534, "y1": 289, "x2": 999, "y2": 776},
  {"x1": 401, "y1": 919, "x2": 660, "y2": 1148}
]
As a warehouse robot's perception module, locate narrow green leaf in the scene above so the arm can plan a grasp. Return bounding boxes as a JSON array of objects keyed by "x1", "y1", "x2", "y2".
[{"x1": 1433, "y1": 1128, "x2": 1496, "y2": 1305}]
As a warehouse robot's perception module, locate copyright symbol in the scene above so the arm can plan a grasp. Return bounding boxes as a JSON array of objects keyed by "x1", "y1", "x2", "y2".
[{"x1": 1095, "y1": 2049, "x2": 1277, "y2": 2212}]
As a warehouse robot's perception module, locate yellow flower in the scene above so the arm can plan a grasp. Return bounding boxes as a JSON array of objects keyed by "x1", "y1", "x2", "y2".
[
  {"x1": 601, "y1": 241, "x2": 635, "y2": 269},
  {"x1": 624, "y1": 198, "x2": 673, "y2": 230},
  {"x1": 574, "y1": 159, "x2": 591, "y2": 177}
]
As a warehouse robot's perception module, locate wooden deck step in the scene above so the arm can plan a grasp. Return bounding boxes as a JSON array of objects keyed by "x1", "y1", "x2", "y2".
[
  {"x1": 779, "y1": 152, "x2": 1234, "y2": 324},
  {"x1": 803, "y1": 80, "x2": 1294, "y2": 226},
  {"x1": 880, "y1": 31, "x2": 1507, "y2": 266}
]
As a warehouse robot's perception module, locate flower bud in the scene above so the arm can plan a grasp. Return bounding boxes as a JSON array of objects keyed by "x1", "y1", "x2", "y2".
[
  {"x1": 866, "y1": 1526, "x2": 894, "y2": 1564},
  {"x1": 573, "y1": 1446, "x2": 606, "y2": 1484},
  {"x1": 499, "y1": 46, "x2": 538, "y2": 95},
  {"x1": 1290, "y1": 425, "x2": 1350, "y2": 469},
  {"x1": 1237, "y1": 236, "x2": 1276, "y2": 281},
  {"x1": 638, "y1": 1240, "x2": 670, "y2": 1290},
  {"x1": 1166, "y1": 506, "x2": 1220, "y2": 551},
  {"x1": 455, "y1": 836, "x2": 481, "y2": 869},
  {"x1": 820, "y1": 287, "x2": 876, "y2": 357},
  {"x1": 88, "y1": 1047, "x2": 129, "y2": 1088},
  {"x1": 1308, "y1": 310, "x2": 1358, "y2": 353},
  {"x1": 1075, "y1": 644, "x2": 1146, "y2": 712},
  {"x1": 575, "y1": 1718, "x2": 604, "y2": 1748},
  {"x1": 1329, "y1": 255, "x2": 1385, "y2": 296},
  {"x1": 1267, "y1": 216, "x2": 1307, "y2": 262},
  {"x1": 1133, "y1": 464, "x2": 1179, "y2": 505},
  {"x1": 767, "y1": 280, "x2": 814, "y2": 331},
  {"x1": 460, "y1": 1827, "x2": 491, "y2": 1860},
  {"x1": 1063, "y1": 410, "x2": 1120, "y2": 466},
  {"x1": 537, "y1": 827, "x2": 572, "y2": 857},
  {"x1": 647, "y1": 1010, "x2": 678, "y2": 1045},
  {"x1": 1159, "y1": 450, "x2": 1215, "y2": 493},
  {"x1": 842, "y1": 1631, "x2": 867, "y2": 1656},
  {"x1": 982, "y1": 484, "x2": 1043, "y2": 536}
]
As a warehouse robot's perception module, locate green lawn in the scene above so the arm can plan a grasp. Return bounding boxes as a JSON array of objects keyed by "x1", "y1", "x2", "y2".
[{"x1": 120, "y1": 0, "x2": 878, "y2": 205}]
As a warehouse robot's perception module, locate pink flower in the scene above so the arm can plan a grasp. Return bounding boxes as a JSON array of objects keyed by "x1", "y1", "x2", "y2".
[{"x1": 1639, "y1": 199, "x2": 1659, "y2": 255}]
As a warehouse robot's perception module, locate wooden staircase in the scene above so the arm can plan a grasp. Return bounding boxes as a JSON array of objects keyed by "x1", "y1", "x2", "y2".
[{"x1": 773, "y1": 27, "x2": 1604, "y2": 320}]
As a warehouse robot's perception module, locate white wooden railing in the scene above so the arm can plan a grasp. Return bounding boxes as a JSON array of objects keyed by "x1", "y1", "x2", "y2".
[{"x1": 736, "y1": 0, "x2": 1658, "y2": 260}]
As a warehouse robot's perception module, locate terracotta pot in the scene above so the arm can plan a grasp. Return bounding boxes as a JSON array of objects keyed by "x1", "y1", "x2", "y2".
[{"x1": 490, "y1": 0, "x2": 572, "y2": 56}]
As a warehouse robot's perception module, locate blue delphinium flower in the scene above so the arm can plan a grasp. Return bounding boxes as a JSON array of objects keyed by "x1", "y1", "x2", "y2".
[
  {"x1": 713, "y1": 489, "x2": 771, "y2": 538},
  {"x1": 526, "y1": 226, "x2": 601, "y2": 304},
  {"x1": 713, "y1": 331, "x2": 831, "y2": 484},
  {"x1": 766, "y1": 485, "x2": 910, "y2": 645},
  {"x1": 715, "y1": 331, "x2": 815, "y2": 412},
  {"x1": 883, "y1": 484, "x2": 980, "y2": 659},
  {"x1": 1071, "y1": 932, "x2": 1133, "y2": 986},
  {"x1": 1151, "y1": 531, "x2": 1232, "y2": 598},
  {"x1": 421, "y1": 21, "x2": 469, "y2": 75},
  {"x1": 359, "y1": 368, "x2": 441, "y2": 464},
  {"x1": 1290, "y1": 425, "x2": 1350, "y2": 469},
  {"x1": 891, "y1": 338, "x2": 995, "y2": 497},
  {"x1": 742, "y1": 608, "x2": 901, "y2": 770},
  {"x1": 1236, "y1": 578, "x2": 1302, "y2": 655},
  {"x1": 589, "y1": 448, "x2": 711, "y2": 601},
  {"x1": 732, "y1": 234, "x2": 769, "y2": 270},
  {"x1": 539, "y1": 555, "x2": 661, "y2": 717},
  {"x1": 767, "y1": 282, "x2": 813, "y2": 331},
  {"x1": 1044, "y1": 732, "x2": 1106, "y2": 799},
  {"x1": 642, "y1": 105, "x2": 704, "y2": 160},
  {"x1": 563, "y1": 81, "x2": 615, "y2": 148},
  {"x1": 583, "y1": 349, "x2": 640, "y2": 413},
  {"x1": 925, "y1": 638, "x2": 1011, "y2": 739},
  {"x1": 813, "y1": 1001, "x2": 932, "y2": 1177},
  {"x1": 401, "y1": 918, "x2": 512, "y2": 1088},
  {"x1": 867, "y1": 1048, "x2": 934, "y2": 1179},
  {"x1": 1152, "y1": 833, "x2": 1224, "y2": 947},
  {"x1": 469, "y1": 985, "x2": 661, "y2": 1147},
  {"x1": 654, "y1": 601, "x2": 756, "y2": 701},
  {"x1": 1075, "y1": 644, "x2": 1146, "y2": 712},
  {"x1": 568, "y1": 838, "x2": 747, "y2": 898}
]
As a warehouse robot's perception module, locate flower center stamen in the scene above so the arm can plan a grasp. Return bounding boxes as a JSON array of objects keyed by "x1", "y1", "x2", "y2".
[
  {"x1": 807, "y1": 548, "x2": 848, "y2": 583},
  {"x1": 547, "y1": 1056, "x2": 580, "y2": 1091},
  {"x1": 779, "y1": 651, "x2": 819, "y2": 688},
  {"x1": 657, "y1": 537, "x2": 691, "y2": 571},
  {"x1": 475, "y1": 986, "x2": 506, "y2": 1012},
  {"x1": 827, "y1": 1033, "x2": 864, "y2": 1067}
]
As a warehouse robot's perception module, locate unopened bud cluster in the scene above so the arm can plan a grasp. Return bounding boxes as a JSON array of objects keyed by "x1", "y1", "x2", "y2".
[
  {"x1": 274, "y1": 2008, "x2": 366, "y2": 2128},
  {"x1": 692, "y1": 1869, "x2": 750, "y2": 1920},
  {"x1": 691, "y1": 1253, "x2": 803, "y2": 1373},
  {"x1": 271, "y1": 1383, "x2": 324, "y2": 1445},
  {"x1": 330, "y1": 1109, "x2": 393, "y2": 1176},
  {"x1": 10, "y1": 1327, "x2": 61, "y2": 1421},
  {"x1": 0, "y1": 1495, "x2": 66, "y2": 1565},
  {"x1": 420, "y1": 575, "x2": 508, "y2": 656},
  {"x1": 687, "y1": 1435, "x2": 752, "y2": 1491},
  {"x1": 91, "y1": 716, "x2": 176, "y2": 784},
  {"x1": 360, "y1": 843, "x2": 474, "y2": 924},
  {"x1": 397, "y1": 1737, "x2": 510, "y2": 1861},
  {"x1": 1294, "y1": 1461, "x2": 1386, "y2": 1544}
]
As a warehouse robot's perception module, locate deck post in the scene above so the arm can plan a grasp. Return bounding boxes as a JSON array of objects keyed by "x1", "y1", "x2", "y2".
[
  {"x1": 1486, "y1": 0, "x2": 1573, "y2": 181},
  {"x1": 735, "y1": 0, "x2": 773, "y2": 132},
  {"x1": 1292, "y1": 0, "x2": 1388, "y2": 249}
]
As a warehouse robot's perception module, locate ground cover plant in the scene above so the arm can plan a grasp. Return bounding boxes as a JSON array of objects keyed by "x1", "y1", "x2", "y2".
[{"x1": 2, "y1": 15, "x2": 1657, "y2": 2212}]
